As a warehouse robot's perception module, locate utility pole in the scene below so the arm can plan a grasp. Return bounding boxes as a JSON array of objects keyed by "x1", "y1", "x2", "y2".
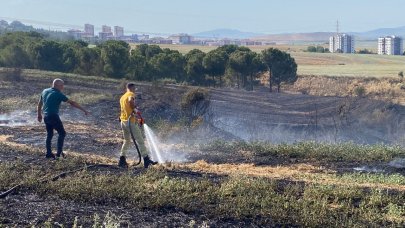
[{"x1": 336, "y1": 20, "x2": 339, "y2": 35}]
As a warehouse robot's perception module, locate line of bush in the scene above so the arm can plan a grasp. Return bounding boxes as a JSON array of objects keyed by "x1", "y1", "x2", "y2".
[{"x1": 0, "y1": 32, "x2": 297, "y2": 92}]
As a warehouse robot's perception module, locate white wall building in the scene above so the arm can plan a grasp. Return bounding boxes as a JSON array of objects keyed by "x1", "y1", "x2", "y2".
[
  {"x1": 99, "y1": 25, "x2": 113, "y2": 40},
  {"x1": 378, "y1": 36, "x2": 403, "y2": 55},
  {"x1": 114, "y1": 26, "x2": 124, "y2": 38},
  {"x1": 168, "y1": 33, "x2": 193, "y2": 44},
  {"x1": 329, "y1": 34, "x2": 355, "y2": 53},
  {"x1": 101, "y1": 25, "x2": 112, "y2": 33},
  {"x1": 84, "y1": 23, "x2": 94, "y2": 37},
  {"x1": 67, "y1": 29, "x2": 83, "y2": 39}
]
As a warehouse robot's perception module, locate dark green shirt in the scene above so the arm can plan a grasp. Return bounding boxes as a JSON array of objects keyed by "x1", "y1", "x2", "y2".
[{"x1": 41, "y1": 88, "x2": 68, "y2": 115}]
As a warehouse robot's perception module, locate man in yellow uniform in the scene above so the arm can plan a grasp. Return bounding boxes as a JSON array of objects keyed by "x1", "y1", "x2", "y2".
[{"x1": 119, "y1": 82, "x2": 157, "y2": 168}]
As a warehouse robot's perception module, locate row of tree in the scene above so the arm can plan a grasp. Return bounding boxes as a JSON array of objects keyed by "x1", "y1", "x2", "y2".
[
  {"x1": 306, "y1": 46, "x2": 329, "y2": 53},
  {"x1": 0, "y1": 32, "x2": 297, "y2": 92}
]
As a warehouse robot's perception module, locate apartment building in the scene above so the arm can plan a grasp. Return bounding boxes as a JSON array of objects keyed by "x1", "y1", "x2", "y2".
[
  {"x1": 99, "y1": 25, "x2": 113, "y2": 40},
  {"x1": 169, "y1": 33, "x2": 193, "y2": 44},
  {"x1": 114, "y1": 26, "x2": 124, "y2": 38},
  {"x1": 378, "y1": 36, "x2": 403, "y2": 55},
  {"x1": 329, "y1": 34, "x2": 355, "y2": 53},
  {"x1": 84, "y1": 24, "x2": 94, "y2": 37}
]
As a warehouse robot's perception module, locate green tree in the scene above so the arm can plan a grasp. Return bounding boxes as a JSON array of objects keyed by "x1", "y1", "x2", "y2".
[
  {"x1": 76, "y1": 47, "x2": 102, "y2": 75},
  {"x1": 128, "y1": 53, "x2": 151, "y2": 81},
  {"x1": 149, "y1": 50, "x2": 185, "y2": 82},
  {"x1": 0, "y1": 31, "x2": 44, "y2": 68},
  {"x1": 132, "y1": 44, "x2": 163, "y2": 59},
  {"x1": 99, "y1": 40, "x2": 130, "y2": 78},
  {"x1": 357, "y1": 49, "x2": 374, "y2": 54},
  {"x1": 307, "y1": 46, "x2": 317, "y2": 52},
  {"x1": 217, "y1": 44, "x2": 250, "y2": 55},
  {"x1": 261, "y1": 48, "x2": 297, "y2": 92},
  {"x1": 184, "y1": 49, "x2": 206, "y2": 85},
  {"x1": 0, "y1": 44, "x2": 31, "y2": 68},
  {"x1": 61, "y1": 44, "x2": 78, "y2": 72},
  {"x1": 203, "y1": 50, "x2": 227, "y2": 87},
  {"x1": 229, "y1": 50, "x2": 264, "y2": 90},
  {"x1": 316, "y1": 46, "x2": 325, "y2": 53},
  {"x1": 33, "y1": 40, "x2": 65, "y2": 71}
]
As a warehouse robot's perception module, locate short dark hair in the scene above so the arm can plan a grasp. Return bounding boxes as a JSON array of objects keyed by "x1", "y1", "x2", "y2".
[{"x1": 126, "y1": 83, "x2": 135, "y2": 90}]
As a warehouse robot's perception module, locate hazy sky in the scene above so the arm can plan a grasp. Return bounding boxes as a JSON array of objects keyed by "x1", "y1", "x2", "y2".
[{"x1": 1, "y1": 0, "x2": 405, "y2": 35}]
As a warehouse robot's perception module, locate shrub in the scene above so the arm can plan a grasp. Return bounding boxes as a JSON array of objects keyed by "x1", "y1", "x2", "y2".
[
  {"x1": 357, "y1": 49, "x2": 374, "y2": 54},
  {"x1": 398, "y1": 71, "x2": 403, "y2": 81},
  {"x1": 180, "y1": 88, "x2": 210, "y2": 126},
  {"x1": 354, "y1": 86, "x2": 366, "y2": 97},
  {"x1": 306, "y1": 46, "x2": 317, "y2": 52}
]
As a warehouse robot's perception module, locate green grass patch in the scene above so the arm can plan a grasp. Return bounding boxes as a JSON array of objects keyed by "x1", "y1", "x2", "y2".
[
  {"x1": 1, "y1": 156, "x2": 405, "y2": 226},
  {"x1": 203, "y1": 141, "x2": 405, "y2": 163},
  {"x1": 26, "y1": 169, "x2": 405, "y2": 226}
]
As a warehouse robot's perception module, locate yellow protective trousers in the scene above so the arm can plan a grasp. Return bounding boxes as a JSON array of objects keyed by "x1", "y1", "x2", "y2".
[{"x1": 120, "y1": 121, "x2": 148, "y2": 157}]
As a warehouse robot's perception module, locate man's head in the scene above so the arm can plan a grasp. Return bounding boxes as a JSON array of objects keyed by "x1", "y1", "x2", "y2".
[
  {"x1": 126, "y1": 82, "x2": 136, "y2": 92},
  {"x1": 52, "y1": 79, "x2": 64, "y2": 91}
]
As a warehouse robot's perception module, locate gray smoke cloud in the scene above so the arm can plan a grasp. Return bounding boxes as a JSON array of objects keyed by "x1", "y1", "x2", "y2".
[{"x1": 0, "y1": 110, "x2": 37, "y2": 127}]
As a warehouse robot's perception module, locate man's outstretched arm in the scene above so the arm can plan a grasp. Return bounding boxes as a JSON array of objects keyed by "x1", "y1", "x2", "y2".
[{"x1": 66, "y1": 100, "x2": 90, "y2": 115}]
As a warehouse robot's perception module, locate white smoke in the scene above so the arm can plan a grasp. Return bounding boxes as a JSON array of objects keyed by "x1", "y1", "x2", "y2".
[
  {"x1": 388, "y1": 158, "x2": 405, "y2": 169},
  {"x1": 0, "y1": 110, "x2": 36, "y2": 127},
  {"x1": 353, "y1": 166, "x2": 384, "y2": 173}
]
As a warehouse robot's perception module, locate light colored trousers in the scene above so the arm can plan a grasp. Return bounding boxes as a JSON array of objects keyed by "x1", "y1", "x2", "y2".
[{"x1": 120, "y1": 121, "x2": 148, "y2": 157}]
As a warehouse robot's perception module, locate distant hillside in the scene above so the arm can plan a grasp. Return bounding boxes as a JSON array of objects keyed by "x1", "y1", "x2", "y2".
[
  {"x1": 193, "y1": 29, "x2": 264, "y2": 39},
  {"x1": 354, "y1": 26, "x2": 405, "y2": 39},
  {"x1": 253, "y1": 26, "x2": 405, "y2": 42},
  {"x1": 0, "y1": 20, "x2": 73, "y2": 40},
  {"x1": 253, "y1": 32, "x2": 334, "y2": 42}
]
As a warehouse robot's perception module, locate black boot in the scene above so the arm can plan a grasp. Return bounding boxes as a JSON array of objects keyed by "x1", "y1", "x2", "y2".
[
  {"x1": 45, "y1": 153, "x2": 55, "y2": 159},
  {"x1": 143, "y1": 156, "x2": 158, "y2": 168},
  {"x1": 56, "y1": 152, "x2": 66, "y2": 159},
  {"x1": 118, "y1": 156, "x2": 128, "y2": 168}
]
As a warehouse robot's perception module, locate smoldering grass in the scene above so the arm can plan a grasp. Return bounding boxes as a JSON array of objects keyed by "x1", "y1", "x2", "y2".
[{"x1": 202, "y1": 140, "x2": 405, "y2": 163}]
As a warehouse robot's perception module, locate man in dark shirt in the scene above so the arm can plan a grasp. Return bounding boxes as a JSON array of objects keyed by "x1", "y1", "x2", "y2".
[{"x1": 37, "y1": 79, "x2": 89, "y2": 159}]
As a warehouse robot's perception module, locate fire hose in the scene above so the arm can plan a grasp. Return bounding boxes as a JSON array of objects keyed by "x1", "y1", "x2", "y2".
[{"x1": 128, "y1": 110, "x2": 144, "y2": 166}]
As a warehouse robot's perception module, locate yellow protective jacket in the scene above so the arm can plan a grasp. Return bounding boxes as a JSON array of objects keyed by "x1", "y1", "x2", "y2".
[{"x1": 119, "y1": 91, "x2": 136, "y2": 123}]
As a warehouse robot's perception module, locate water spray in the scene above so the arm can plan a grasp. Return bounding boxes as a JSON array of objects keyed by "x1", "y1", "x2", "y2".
[
  {"x1": 144, "y1": 124, "x2": 164, "y2": 163},
  {"x1": 128, "y1": 110, "x2": 165, "y2": 165}
]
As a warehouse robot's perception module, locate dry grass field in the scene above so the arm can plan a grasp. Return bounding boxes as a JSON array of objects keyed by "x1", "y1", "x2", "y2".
[
  {"x1": 130, "y1": 41, "x2": 405, "y2": 78},
  {"x1": 296, "y1": 53, "x2": 405, "y2": 77}
]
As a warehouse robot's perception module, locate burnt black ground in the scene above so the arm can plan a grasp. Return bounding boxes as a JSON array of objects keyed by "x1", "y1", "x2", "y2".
[{"x1": 1, "y1": 73, "x2": 405, "y2": 226}]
